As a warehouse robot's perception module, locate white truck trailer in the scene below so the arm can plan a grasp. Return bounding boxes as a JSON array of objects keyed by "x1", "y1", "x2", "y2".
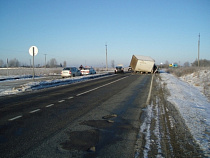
[{"x1": 130, "y1": 55, "x2": 156, "y2": 73}]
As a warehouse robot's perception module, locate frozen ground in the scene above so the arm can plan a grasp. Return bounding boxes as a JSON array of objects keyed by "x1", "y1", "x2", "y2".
[{"x1": 160, "y1": 70, "x2": 210, "y2": 157}]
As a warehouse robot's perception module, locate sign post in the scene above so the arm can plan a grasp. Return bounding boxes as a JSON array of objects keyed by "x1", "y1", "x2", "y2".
[{"x1": 29, "y1": 46, "x2": 38, "y2": 81}]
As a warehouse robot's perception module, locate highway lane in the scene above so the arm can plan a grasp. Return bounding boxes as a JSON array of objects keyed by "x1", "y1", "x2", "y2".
[
  {"x1": 0, "y1": 74, "x2": 117, "y2": 122},
  {"x1": 0, "y1": 73, "x2": 152, "y2": 157}
]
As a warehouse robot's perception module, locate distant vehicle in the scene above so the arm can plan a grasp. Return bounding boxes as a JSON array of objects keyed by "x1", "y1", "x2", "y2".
[
  {"x1": 169, "y1": 63, "x2": 178, "y2": 68},
  {"x1": 128, "y1": 66, "x2": 132, "y2": 71},
  {"x1": 80, "y1": 67, "x2": 96, "y2": 75},
  {"x1": 61, "y1": 67, "x2": 81, "y2": 78},
  {"x1": 115, "y1": 66, "x2": 124, "y2": 74}
]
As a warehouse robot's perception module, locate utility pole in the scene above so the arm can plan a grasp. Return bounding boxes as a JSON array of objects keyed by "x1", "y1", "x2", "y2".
[
  {"x1": 32, "y1": 47, "x2": 35, "y2": 81},
  {"x1": 44, "y1": 54, "x2": 47, "y2": 69},
  {"x1": 198, "y1": 33, "x2": 200, "y2": 67},
  {"x1": 105, "y1": 43, "x2": 108, "y2": 71},
  {"x1": 6, "y1": 58, "x2": 8, "y2": 76}
]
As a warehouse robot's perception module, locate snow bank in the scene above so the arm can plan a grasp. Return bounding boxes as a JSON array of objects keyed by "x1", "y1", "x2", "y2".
[
  {"x1": 0, "y1": 73, "x2": 111, "y2": 96},
  {"x1": 180, "y1": 69, "x2": 210, "y2": 101},
  {"x1": 160, "y1": 72, "x2": 210, "y2": 157}
]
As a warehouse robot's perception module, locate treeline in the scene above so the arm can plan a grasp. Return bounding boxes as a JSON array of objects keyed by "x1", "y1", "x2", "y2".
[
  {"x1": 0, "y1": 58, "x2": 20, "y2": 67},
  {"x1": 0, "y1": 58, "x2": 67, "y2": 68},
  {"x1": 160, "y1": 59, "x2": 210, "y2": 68},
  {"x1": 191, "y1": 59, "x2": 210, "y2": 67}
]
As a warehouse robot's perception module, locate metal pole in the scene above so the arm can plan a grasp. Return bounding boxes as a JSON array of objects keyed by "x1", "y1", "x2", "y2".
[
  {"x1": 198, "y1": 33, "x2": 200, "y2": 67},
  {"x1": 33, "y1": 47, "x2": 35, "y2": 81},
  {"x1": 44, "y1": 54, "x2": 47, "y2": 69},
  {"x1": 105, "y1": 44, "x2": 108, "y2": 71},
  {"x1": 6, "y1": 58, "x2": 8, "y2": 76}
]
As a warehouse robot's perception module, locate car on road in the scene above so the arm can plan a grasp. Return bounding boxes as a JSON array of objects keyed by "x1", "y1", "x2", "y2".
[
  {"x1": 115, "y1": 66, "x2": 124, "y2": 74},
  {"x1": 80, "y1": 67, "x2": 96, "y2": 75},
  {"x1": 61, "y1": 67, "x2": 81, "y2": 78},
  {"x1": 128, "y1": 66, "x2": 132, "y2": 71}
]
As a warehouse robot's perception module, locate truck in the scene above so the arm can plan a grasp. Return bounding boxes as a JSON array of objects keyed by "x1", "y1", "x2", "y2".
[{"x1": 130, "y1": 55, "x2": 157, "y2": 73}]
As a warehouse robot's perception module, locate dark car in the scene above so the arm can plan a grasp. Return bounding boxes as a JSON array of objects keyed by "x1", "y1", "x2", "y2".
[{"x1": 115, "y1": 66, "x2": 124, "y2": 74}]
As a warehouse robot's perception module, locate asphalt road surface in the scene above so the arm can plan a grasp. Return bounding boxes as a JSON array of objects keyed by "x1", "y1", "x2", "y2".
[{"x1": 0, "y1": 73, "x2": 206, "y2": 158}]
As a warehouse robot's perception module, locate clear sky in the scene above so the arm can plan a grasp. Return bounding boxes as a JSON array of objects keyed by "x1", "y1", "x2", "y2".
[{"x1": 0, "y1": 0, "x2": 209, "y2": 67}]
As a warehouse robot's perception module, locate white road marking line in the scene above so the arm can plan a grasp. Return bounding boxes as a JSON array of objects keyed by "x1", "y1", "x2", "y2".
[
  {"x1": 76, "y1": 89, "x2": 95, "y2": 96},
  {"x1": 146, "y1": 75, "x2": 154, "y2": 105},
  {"x1": 68, "y1": 96, "x2": 74, "y2": 99},
  {"x1": 46, "y1": 104, "x2": 54, "y2": 108},
  {"x1": 58, "y1": 100, "x2": 65, "y2": 103},
  {"x1": 29, "y1": 109, "x2": 41, "y2": 113},
  {"x1": 8, "y1": 115, "x2": 22, "y2": 121},
  {"x1": 76, "y1": 76, "x2": 128, "y2": 96}
]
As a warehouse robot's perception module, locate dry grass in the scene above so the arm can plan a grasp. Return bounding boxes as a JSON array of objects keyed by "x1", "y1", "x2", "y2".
[
  {"x1": 166, "y1": 67, "x2": 200, "y2": 77},
  {"x1": 166, "y1": 67, "x2": 210, "y2": 101},
  {"x1": 194, "y1": 83, "x2": 200, "y2": 86}
]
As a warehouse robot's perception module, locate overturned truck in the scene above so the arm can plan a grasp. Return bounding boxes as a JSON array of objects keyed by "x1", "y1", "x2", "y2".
[{"x1": 130, "y1": 55, "x2": 157, "y2": 73}]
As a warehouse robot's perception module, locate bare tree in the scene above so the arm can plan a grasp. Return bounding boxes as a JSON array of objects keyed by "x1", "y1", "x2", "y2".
[
  {"x1": 161, "y1": 60, "x2": 169, "y2": 68},
  {"x1": 111, "y1": 60, "x2": 115, "y2": 68},
  {"x1": 192, "y1": 59, "x2": 210, "y2": 67},
  {"x1": 184, "y1": 62, "x2": 190, "y2": 67},
  {"x1": 63, "y1": 61, "x2": 67, "y2": 67},
  {"x1": 48, "y1": 58, "x2": 57, "y2": 68},
  {"x1": 0, "y1": 59, "x2": 4, "y2": 67},
  {"x1": 8, "y1": 58, "x2": 20, "y2": 67}
]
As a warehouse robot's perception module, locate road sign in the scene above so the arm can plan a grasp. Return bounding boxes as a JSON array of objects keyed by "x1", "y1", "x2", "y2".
[
  {"x1": 29, "y1": 46, "x2": 38, "y2": 81},
  {"x1": 29, "y1": 46, "x2": 38, "y2": 56}
]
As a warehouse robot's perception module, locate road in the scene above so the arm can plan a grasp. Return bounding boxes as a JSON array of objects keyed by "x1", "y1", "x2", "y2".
[{"x1": 0, "y1": 73, "x2": 205, "y2": 158}]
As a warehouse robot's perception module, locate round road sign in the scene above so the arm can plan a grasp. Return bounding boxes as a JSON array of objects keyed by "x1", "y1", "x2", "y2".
[{"x1": 29, "y1": 46, "x2": 38, "y2": 56}]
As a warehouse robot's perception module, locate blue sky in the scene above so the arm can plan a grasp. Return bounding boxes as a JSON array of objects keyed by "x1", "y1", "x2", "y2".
[{"x1": 0, "y1": 0, "x2": 209, "y2": 67}]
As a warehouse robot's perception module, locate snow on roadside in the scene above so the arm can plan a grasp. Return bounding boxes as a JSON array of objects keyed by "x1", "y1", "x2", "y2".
[
  {"x1": 180, "y1": 69, "x2": 210, "y2": 101},
  {"x1": 0, "y1": 73, "x2": 111, "y2": 96},
  {"x1": 0, "y1": 75, "x2": 36, "y2": 81},
  {"x1": 160, "y1": 72, "x2": 210, "y2": 157}
]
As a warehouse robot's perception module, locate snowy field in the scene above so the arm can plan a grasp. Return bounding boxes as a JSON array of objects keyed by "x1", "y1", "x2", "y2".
[{"x1": 160, "y1": 70, "x2": 210, "y2": 157}]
